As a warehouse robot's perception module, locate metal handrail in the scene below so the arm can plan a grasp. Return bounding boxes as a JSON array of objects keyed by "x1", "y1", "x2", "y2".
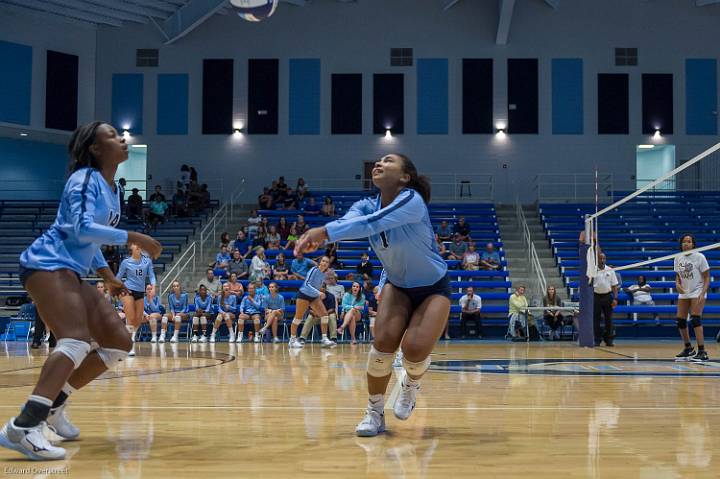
[
  {"x1": 159, "y1": 242, "x2": 196, "y2": 297},
  {"x1": 516, "y1": 198, "x2": 547, "y2": 302}
]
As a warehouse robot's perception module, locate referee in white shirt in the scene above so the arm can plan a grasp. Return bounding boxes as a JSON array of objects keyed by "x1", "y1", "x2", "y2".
[{"x1": 593, "y1": 253, "x2": 619, "y2": 346}]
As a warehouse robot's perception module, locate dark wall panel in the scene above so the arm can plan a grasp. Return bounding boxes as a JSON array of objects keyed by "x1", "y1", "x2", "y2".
[
  {"x1": 642, "y1": 73, "x2": 674, "y2": 135},
  {"x1": 507, "y1": 59, "x2": 538, "y2": 134},
  {"x1": 331, "y1": 74, "x2": 362, "y2": 134},
  {"x1": 202, "y1": 59, "x2": 233, "y2": 135},
  {"x1": 248, "y1": 59, "x2": 279, "y2": 134},
  {"x1": 373, "y1": 74, "x2": 404, "y2": 134},
  {"x1": 462, "y1": 59, "x2": 493, "y2": 134},
  {"x1": 45, "y1": 50, "x2": 78, "y2": 131},
  {"x1": 598, "y1": 73, "x2": 629, "y2": 134}
]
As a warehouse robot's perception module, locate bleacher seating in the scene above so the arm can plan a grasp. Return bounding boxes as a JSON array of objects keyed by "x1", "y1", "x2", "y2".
[{"x1": 540, "y1": 191, "x2": 720, "y2": 332}]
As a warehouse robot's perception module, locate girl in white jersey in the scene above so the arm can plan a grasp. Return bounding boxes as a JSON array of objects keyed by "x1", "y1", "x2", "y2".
[
  {"x1": 674, "y1": 234, "x2": 710, "y2": 362},
  {"x1": 0, "y1": 122, "x2": 161, "y2": 461}
]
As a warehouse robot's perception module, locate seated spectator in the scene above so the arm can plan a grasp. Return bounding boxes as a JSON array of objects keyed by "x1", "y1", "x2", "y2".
[
  {"x1": 149, "y1": 185, "x2": 166, "y2": 203},
  {"x1": 250, "y1": 247, "x2": 270, "y2": 281},
  {"x1": 453, "y1": 217, "x2": 471, "y2": 241},
  {"x1": 325, "y1": 272, "x2": 345, "y2": 303},
  {"x1": 480, "y1": 243, "x2": 502, "y2": 271},
  {"x1": 624, "y1": 274, "x2": 658, "y2": 321},
  {"x1": 367, "y1": 286, "x2": 380, "y2": 338},
  {"x1": 462, "y1": 243, "x2": 480, "y2": 271},
  {"x1": 277, "y1": 176, "x2": 288, "y2": 194},
  {"x1": 186, "y1": 180, "x2": 202, "y2": 215},
  {"x1": 228, "y1": 250, "x2": 249, "y2": 279},
  {"x1": 325, "y1": 242, "x2": 342, "y2": 271},
  {"x1": 282, "y1": 188, "x2": 298, "y2": 210},
  {"x1": 507, "y1": 285, "x2": 537, "y2": 340},
  {"x1": 220, "y1": 232, "x2": 231, "y2": 249},
  {"x1": 294, "y1": 214, "x2": 309, "y2": 235},
  {"x1": 543, "y1": 286, "x2": 565, "y2": 340},
  {"x1": 436, "y1": 220, "x2": 452, "y2": 242},
  {"x1": 296, "y1": 177, "x2": 308, "y2": 197},
  {"x1": 284, "y1": 226, "x2": 299, "y2": 251},
  {"x1": 215, "y1": 245, "x2": 231, "y2": 271},
  {"x1": 197, "y1": 268, "x2": 222, "y2": 298},
  {"x1": 269, "y1": 180, "x2": 281, "y2": 204},
  {"x1": 277, "y1": 216, "x2": 291, "y2": 240},
  {"x1": 253, "y1": 225, "x2": 267, "y2": 248},
  {"x1": 126, "y1": 188, "x2": 143, "y2": 220},
  {"x1": 272, "y1": 252, "x2": 289, "y2": 280},
  {"x1": 248, "y1": 210, "x2": 261, "y2": 237},
  {"x1": 321, "y1": 197, "x2": 336, "y2": 217},
  {"x1": 448, "y1": 233, "x2": 468, "y2": 262},
  {"x1": 304, "y1": 196, "x2": 321, "y2": 215},
  {"x1": 258, "y1": 187, "x2": 273, "y2": 209},
  {"x1": 363, "y1": 279, "x2": 374, "y2": 299},
  {"x1": 254, "y1": 277, "x2": 270, "y2": 297},
  {"x1": 356, "y1": 252, "x2": 374, "y2": 280},
  {"x1": 338, "y1": 282, "x2": 365, "y2": 344},
  {"x1": 239, "y1": 283, "x2": 265, "y2": 343},
  {"x1": 260, "y1": 282, "x2": 285, "y2": 343},
  {"x1": 435, "y1": 234, "x2": 449, "y2": 259},
  {"x1": 212, "y1": 283, "x2": 238, "y2": 343},
  {"x1": 266, "y1": 225, "x2": 282, "y2": 250},
  {"x1": 233, "y1": 230, "x2": 253, "y2": 259},
  {"x1": 290, "y1": 252, "x2": 315, "y2": 280},
  {"x1": 227, "y1": 272, "x2": 245, "y2": 298},
  {"x1": 172, "y1": 187, "x2": 187, "y2": 217},
  {"x1": 459, "y1": 287, "x2": 483, "y2": 338},
  {"x1": 147, "y1": 196, "x2": 169, "y2": 228}
]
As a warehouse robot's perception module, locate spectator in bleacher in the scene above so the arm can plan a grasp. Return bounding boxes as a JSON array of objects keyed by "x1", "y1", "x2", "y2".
[
  {"x1": 284, "y1": 226, "x2": 299, "y2": 251},
  {"x1": 101, "y1": 245, "x2": 120, "y2": 274},
  {"x1": 291, "y1": 252, "x2": 315, "y2": 280},
  {"x1": 260, "y1": 282, "x2": 285, "y2": 343},
  {"x1": 453, "y1": 217, "x2": 471, "y2": 241},
  {"x1": 459, "y1": 287, "x2": 483, "y2": 338},
  {"x1": 273, "y1": 253, "x2": 289, "y2": 280},
  {"x1": 197, "y1": 268, "x2": 222, "y2": 297},
  {"x1": 233, "y1": 230, "x2": 253, "y2": 259},
  {"x1": 624, "y1": 275, "x2": 658, "y2": 322},
  {"x1": 118, "y1": 177, "x2": 127, "y2": 212},
  {"x1": 480, "y1": 242, "x2": 502, "y2": 271},
  {"x1": 367, "y1": 286, "x2": 380, "y2": 338},
  {"x1": 296, "y1": 177, "x2": 309, "y2": 197},
  {"x1": 258, "y1": 187, "x2": 273, "y2": 209},
  {"x1": 363, "y1": 279, "x2": 375, "y2": 299},
  {"x1": 191, "y1": 285, "x2": 214, "y2": 342},
  {"x1": 435, "y1": 234, "x2": 449, "y2": 259},
  {"x1": 212, "y1": 283, "x2": 238, "y2": 343},
  {"x1": 189, "y1": 166, "x2": 198, "y2": 183},
  {"x1": 253, "y1": 225, "x2": 267, "y2": 249},
  {"x1": 239, "y1": 283, "x2": 265, "y2": 343},
  {"x1": 277, "y1": 216, "x2": 291, "y2": 240},
  {"x1": 325, "y1": 242, "x2": 342, "y2": 271},
  {"x1": 356, "y1": 252, "x2": 374, "y2": 281},
  {"x1": 321, "y1": 197, "x2": 336, "y2": 217},
  {"x1": 228, "y1": 250, "x2": 249, "y2": 279},
  {"x1": 283, "y1": 189, "x2": 298, "y2": 210},
  {"x1": 220, "y1": 232, "x2": 231, "y2": 249},
  {"x1": 186, "y1": 180, "x2": 202, "y2": 215},
  {"x1": 179, "y1": 164, "x2": 190, "y2": 190},
  {"x1": 507, "y1": 285, "x2": 534, "y2": 340},
  {"x1": 247, "y1": 210, "x2": 261, "y2": 237},
  {"x1": 277, "y1": 176, "x2": 289, "y2": 195},
  {"x1": 462, "y1": 243, "x2": 481, "y2": 271},
  {"x1": 199, "y1": 184, "x2": 210, "y2": 211},
  {"x1": 338, "y1": 282, "x2": 365, "y2": 344},
  {"x1": 148, "y1": 185, "x2": 165, "y2": 203},
  {"x1": 144, "y1": 283, "x2": 163, "y2": 343},
  {"x1": 448, "y1": 233, "x2": 468, "y2": 262},
  {"x1": 304, "y1": 197, "x2": 321, "y2": 215},
  {"x1": 250, "y1": 247, "x2": 270, "y2": 281},
  {"x1": 254, "y1": 277, "x2": 269, "y2": 297},
  {"x1": 147, "y1": 196, "x2": 168, "y2": 229},
  {"x1": 227, "y1": 272, "x2": 245, "y2": 298},
  {"x1": 266, "y1": 225, "x2": 282, "y2": 250},
  {"x1": 325, "y1": 272, "x2": 346, "y2": 303},
  {"x1": 172, "y1": 187, "x2": 187, "y2": 217},
  {"x1": 436, "y1": 220, "x2": 452, "y2": 242},
  {"x1": 294, "y1": 215, "x2": 309, "y2": 235},
  {"x1": 126, "y1": 188, "x2": 144, "y2": 220},
  {"x1": 269, "y1": 180, "x2": 281, "y2": 203},
  {"x1": 215, "y1": 245, "x2": 231, "y2": 271},
  {"x1": 593, "y1": 252, "x2": 618, "y2": 347},
  {"x1": 543, "y1": 286, "x2": 564, "y2": 340}
]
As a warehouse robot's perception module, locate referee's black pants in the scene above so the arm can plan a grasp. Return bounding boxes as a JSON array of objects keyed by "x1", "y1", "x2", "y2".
[{"x1": 593, "y1": 292, "x2": 614, "y2": 342}]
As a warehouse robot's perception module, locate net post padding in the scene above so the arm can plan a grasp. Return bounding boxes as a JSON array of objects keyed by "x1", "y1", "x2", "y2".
[{"x1": 578, "y1": 231, "x2": 595, "y2": 347}]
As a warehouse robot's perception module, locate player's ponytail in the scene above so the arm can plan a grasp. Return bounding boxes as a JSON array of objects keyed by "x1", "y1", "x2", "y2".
[
  {"x1": 68, "y1": 121, "x2": 103, "y2": 174},
  {"x1": 396, "y1": 154, "x2": 431, "y2": 203}
]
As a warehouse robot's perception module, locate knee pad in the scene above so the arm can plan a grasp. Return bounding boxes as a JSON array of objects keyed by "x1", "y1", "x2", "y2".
[
  {"x1": 690, "y1": 315, "x2": 702, "y2": 328},
  {"x1": 52, "y1": 338, "x2": 91, "y2": 370},
  {"x1": 173, "y1": 315, "x2": 181, "y2": 322},
  {"x1": 676, "y1": 317, "x2": 688, "y2": 329},
  {"x1": 292, "y1": 318, "x2": 303, "y2": 326},
  {"x1": 96, "y1": 347, "x2": 128, "y2": 368},
  {"x1": 161, "y1": 316, "x2": 168, "y2": 325},
  {"x1": 200, "y1": 316, "x2": 207, "y2": 325},
  {"x1": 320, "y1": 315, "x2": 329, "y2": 325},
  {"x1": 403, "y1": 355, "x2": 432, "y2": 377},
  {"x1": 366, "y1": 346, "x2": 394, "y2": 377},
  {"x1": 192, "y1": 316, "x2": 199, "y2": 325}
]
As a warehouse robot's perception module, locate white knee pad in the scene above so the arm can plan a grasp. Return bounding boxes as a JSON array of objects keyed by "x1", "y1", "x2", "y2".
[
  {"x1": 192, "y1": 316, "x2": 199, "y2": 325},
  {"x1": 200, "y1": 316, "x2": 207, "y2": 325},
  {"x1": 174, "y1": 315, "x2": 181, "y2": 322},
  {"x1": 320, "y1": 315, "x2": 329, "y2": 325},
  {"x1": 161, "y1": 316, "x2": 168, "y2": 325},
  {"x1": 52, "y1": 338, "x2": 92, "y2": 370},
  {"x1": 403, "y1": 355, "x2": 431, "y2": 377},
  {"x1": 97, "y1": 347, "x2": 129, "y2": 368},
  {"x1": 366, "y1": 346, "x2": 395, "y2": 377},
  {"x1": 292, "y1": 318, "x2": 303, "y2": 326}
]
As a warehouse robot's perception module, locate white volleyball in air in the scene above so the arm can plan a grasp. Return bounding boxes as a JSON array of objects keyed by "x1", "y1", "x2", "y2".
[{"x1": 230, "y1": 0, "x2": 279, "y2": 22}]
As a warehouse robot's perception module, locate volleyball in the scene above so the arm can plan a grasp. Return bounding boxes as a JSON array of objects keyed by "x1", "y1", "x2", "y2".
[{"x1": 230, "y1": 0, "x2": 279, "y2": 22}]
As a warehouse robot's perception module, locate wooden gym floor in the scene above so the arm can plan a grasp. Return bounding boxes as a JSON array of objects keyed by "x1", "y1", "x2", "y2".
[{"x1": 1, "y1": 340, "x2": 719, "y2": 478}]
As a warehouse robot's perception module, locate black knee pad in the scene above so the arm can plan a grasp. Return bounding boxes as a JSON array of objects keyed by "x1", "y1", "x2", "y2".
[
  {"x1": 690, "y1": 315, "x2": 702, "y2": 328},
  {"x1": 676, "y1": 317, "x2": 688, "y2": 329}
]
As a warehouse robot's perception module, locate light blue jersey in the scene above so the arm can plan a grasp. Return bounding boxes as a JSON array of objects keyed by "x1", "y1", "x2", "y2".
[
  {"x1": 299, "y1": 266, "x2": 326, "y2": 298},
  {"x1": 20, "y1": 168, "x2": 127, "y2": 276},
  {"x1": 240, "y1": 294, "x2": 265, "y2": 315},
  {"x1": 325, "y1": 189, "x2": 447, "y2": 288},
  {"x1": 167, "y1": 292, "x2": 189, "y2": 314},
  {"x1": 265, "y1": 293, "x2": 285, "y2": 311},
  {"x1": 117, "y1": 255, "x2": 156, "y2": 293},
  {"x1": 194, "y1": 294, "x2": 214, "y2": 314},
  {"x1": 218, "y1": 294, "x2": 238, "y2": 314},
  {"x1": 144, "y1": 296, "x2": 162, "y2": 314}
]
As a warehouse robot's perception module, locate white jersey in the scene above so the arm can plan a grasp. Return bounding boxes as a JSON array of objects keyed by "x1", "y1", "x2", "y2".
[{"x1": 674, "y1": 252, "x2": 710, "y2": 299}]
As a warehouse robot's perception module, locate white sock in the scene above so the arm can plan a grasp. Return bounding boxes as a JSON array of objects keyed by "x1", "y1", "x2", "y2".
[
  {"x1": 368, "y1": 394, "x2": 384, "y2": 413},
  {"x1": 62, "y1": 382, "x2": 77, "y2": 397},
  {"x1": 322, "y1": 334, "x2": 328, "y2": 340},
  {"x1": 404, "y1": 374, "x2": 421, "y2": 388}
]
